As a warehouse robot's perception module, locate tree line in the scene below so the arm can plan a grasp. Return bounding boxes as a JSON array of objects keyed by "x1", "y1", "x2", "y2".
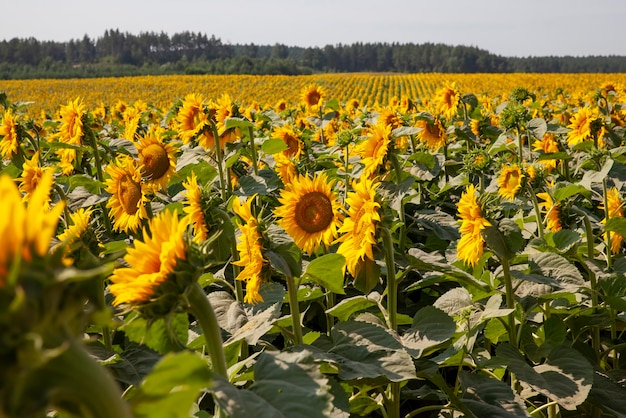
[{"x1": 1, "y1": 29, "x2": 625, "y2": 79}]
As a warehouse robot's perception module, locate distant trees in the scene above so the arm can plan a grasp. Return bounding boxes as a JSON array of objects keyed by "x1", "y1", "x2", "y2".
[{"x1": 0, "y1": 29, "x2": 625, "y2": 79}]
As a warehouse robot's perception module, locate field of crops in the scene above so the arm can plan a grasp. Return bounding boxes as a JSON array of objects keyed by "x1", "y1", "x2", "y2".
[{"x1": 2, "y1": 73, "x2": 626, "y2": 418}]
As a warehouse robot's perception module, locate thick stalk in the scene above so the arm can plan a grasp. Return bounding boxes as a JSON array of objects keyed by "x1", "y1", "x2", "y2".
[
  {"x1": 209, "y1": 122, "x2": 228, "y2": 200},
  {"x1": 326, "y1": 291, "x2": 335, "y2": 337},
  {"x1": 501, "y1": 257, "x2": 517, "y2": 346},
  {"x1": 527, "y1": 185, "x2": 545, "y2": 240},
  {"x1": 16, "y1": 339, "x2": 132, "y2": 418},
  {"x1": 86, "y1": 130, "x2": 112, "y2": 236},
  {"x1": 247, "y1": 125, "x2": 259, "y2": 176},
  {"x1": 285, "y1": 275, "x2": 303, "y2": 345},
  {"x1": 187, "y1": 283, "x2": 228, "y2": 378}
]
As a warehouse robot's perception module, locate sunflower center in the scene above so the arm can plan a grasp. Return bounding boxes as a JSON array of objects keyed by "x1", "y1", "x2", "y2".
[
  {"x1": 141, "y1": 143, "x2": 170, "y2": 180},
  {"x1": 307, "y1": 92, "x2": 321, "y2": 106},
  {"x1": 294, "y1": 191, "x2": 333, "y2": 233},
  {"x1": 118, "y1": 174, "x2": 142, "y2": 215}
]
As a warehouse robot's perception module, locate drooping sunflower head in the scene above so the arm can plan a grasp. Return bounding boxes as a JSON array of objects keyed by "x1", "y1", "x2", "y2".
[
  {"x1": 109, "y1": 209, "x2": 191, "y2": 314},
  {"x1": 600, "y1": 187, "x2": 625, "y2": 254},
  {"x1": 104, "y1": 156, "x2": 148, "y2": 233},
  {"x1": 213, "y1": 93, "x2": 240, "y2": 129},
  {"x1": 18, "y1": 151, "x2": 54, "y2": 201},
  {"x1": 335, "y1": 175, "x2": 381, "y2": 278},
  {"x1": 0, "y1": 171, "x2": 64, "y2": 283},
  {"x1": 567, "y1": 106, "x2": 600, "y2": 147},
  {"x1": 377, "y1": 109, "x2": 403, "y2": 130},
  {"x1": 415, "y1": 116, "x2": 447, "y2": 151},
  {"x1": 122, "y1": 105, "x2": 143, "y2": 141},
  {"x1": 175, "y1": 93, "x2": 212, "y2": 145},
  {"x1": 137, "y1": 128, "x2": 177, "y2": 192},
  {"x1": 301, "y1": 84, "x2": 325, "y2": 109},
  {"x1": 275, "y1": 172, "x2": 343, "y2": 255},
  {"x1": 272, "y1": 124, "x2": 303, "y2": 159},
  {"x1": 273, "y1": 152, "x2": 297, "y2": 186},
  {"x1": 497, "y1": 164, "x2": 525, "y2": 201},
  {"x1": 0, "y1": 108, "x2": 20, "y2": 160},
  {"x1": 456, "y1": 184, "x2": 492, "y2": 266},
  {"x1": 182, "y1": 172, "x2": 209, "y2": 243},
  {"x1": 55, "y1": 97, "x2": 86, "y2": 144},
  {"x1": 536, "y1": 183, "x2": 562, "y2": 232},
  {"x1": 435, "y1": 82, "x2": 461, "y2": 119},
  {"x1": 355, "y1": 123, "x2": 392, "y2": 177},
  {"x1": 231, "y1": 195, "x2": 266, "y2": 304}
]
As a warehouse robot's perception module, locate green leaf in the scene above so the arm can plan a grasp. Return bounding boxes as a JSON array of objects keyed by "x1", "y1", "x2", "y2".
[
  {"x1": 433, "y1": 287, "x2": 472, "y2": 316},
  {"x1": 529, "y1": 252, "x2": 584, "y2": 291},
  {"x1": 249, "y1": 350, "x2": 334, "y2": 418},
  {"x1": 459, "y1": 371, "x2": 531, "y2": 417},
  {"x1": 537, "y1": 152, "x2": 573, "y2": 161},
  {"x1": 302, "y1": 253, "x2": 346, "y2": 294},
  {"x1": 552, "y1": 184, "x2": 590, "y2": 202},
  {"x1": 325, "y1": 320, "x2": 416, "y2": 382},
  {"x1": 497, "y1": 344, "x2": 593, "y2": 410},
  {"x1": 482, "y1": 218, "x2": 523, "y2": 261},
  {"x1": 401, "y1": 306, "x2": 455, "y2": 358},
  {"x1": 326, "y1": 294, "x2": 378, "y2": 322},
  {"x1": 210, "y1": 374, "x2": 284, "y2": 418},
  {"x1": 527, "y1": 117, "x2": 547, "y2": 139},
  {"x1": 605, "y1": 217, "x2": 626, "y2": 237},
  {"x1": 262, "y1": 138, "x2": 289, "y2": 154},
  {"x1": 123, "y1": 313, "x2": 189, "y2": 355},
  {"x1": 224, "y1": 117, "x2": 254, "y2": 131},
  {"x1": 88, "y1": 342, "x2": 161, "y2": 387},
  {"x1": 484, "y1": 318, "x2": 508, "y2": 344},
  {"x1": 544, "y1": 230, "x2": 581, "y2": 253},
  {"x1": 131, "y1": 351, "x2": 213, "y2": 418},
  {"x1": 587, "y1": 371, "x2": 626, "y2": 418}
]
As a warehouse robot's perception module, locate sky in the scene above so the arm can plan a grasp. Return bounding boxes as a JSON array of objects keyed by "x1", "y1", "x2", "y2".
[{"x1": 3, "y1": 0, "x2": 626, "y2": 58}]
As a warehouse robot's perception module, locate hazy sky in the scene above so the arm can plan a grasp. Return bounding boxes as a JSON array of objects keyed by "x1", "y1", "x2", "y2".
[{"x1": 3, "y1": 0, "x2": 625, "y2": 57}]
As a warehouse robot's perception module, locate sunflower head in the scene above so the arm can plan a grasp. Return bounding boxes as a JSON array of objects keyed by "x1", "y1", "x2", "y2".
[
  {"x1": 0, "y1": 108, "x2": 20, "y2": 160},
  {"x1": 497, "y1": 164, "x2": 525, "y2": 201},
  {"x1": 456, "y1": 184, "x2": 492, "y2": 266},
  {"x1": 175, "y1": 93, "x2": 212, "y2": 146},
  {"x1": 55, "y1": 97, "x2": 87, "y2": 144},
  {"x1": 272, "y1": 124, "x2": 303, "y2": 159},
  {"x1": 415, "y1": 116, "x2": 447, "y2": 151},
  {"x1": 355, "y1": 124, "x2": 392, "y2": 177},
  {"x1": 600, "y1": 187, "x2": 625, "y2": 254},
  {"x1": 567, "y1": 106, "x2": 601, "y2": 147},
  {"x1": 301, "y1": 84, "x2": 325, "y2": 109},
  {"x1": 137, "y1": 128, "x2": 177, "y2": 192},
  {"x1": 275, "y1": 172, "x2": 343, "y2": 255},
  {"x1": 435, "y1": 82, "x2": 461, "y2": 119},
  {"x1": 104, "y1": 156, "x2": 148, "y2": 233}
]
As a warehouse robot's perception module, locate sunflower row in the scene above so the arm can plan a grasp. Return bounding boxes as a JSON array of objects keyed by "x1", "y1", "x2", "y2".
[{"x1": 1, "y1": 78, "x2": 626, "y2": 416}]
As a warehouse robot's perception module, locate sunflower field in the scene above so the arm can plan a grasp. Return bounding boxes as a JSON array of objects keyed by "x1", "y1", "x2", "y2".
[{"x1": 2, "y1": 73, "x2": 626, "y2": 418}]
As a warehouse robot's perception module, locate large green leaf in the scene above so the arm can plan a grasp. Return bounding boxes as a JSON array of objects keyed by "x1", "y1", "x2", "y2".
[
  {"x1": 401, "y1": 306, "x2": 456, "y2": 358},
  {"x1": 497, "y1": 344, "x2": 593, "y2": 410},
  {"x1": 302, "y1": 253, "x2": 346, "y2": 294},
  {"x1": 605, "y1": 217, "x2": 626, "y2": 238},
  {"x1": 130, "y1": 351, "x2": 213, "y2": 418},
  {"x1": 459, "y1": 371, "x2": 531, "y2": 417},
  {"x1": 249, "y1": 350, "x2": 335, "y2": 418},
  {"x1": 432, "y1": 287, "x2": 473, "y2": 316},
  {"x1": 123, "y1": 313, "x2": 189, "y2": 355},
  {"x1": 482, "y1": 219, "x2": 523, "y2": 261},
  {"x1": 587, "y1": 371, "x2": 626, "y2": 418},
  {"x1": 325, "y1": 294, "x2": 378, "y2": 322},
  {"x1": 327, "y1": 320, "x2": 416, "y2": 382},
  {"x1": 529, "y1": 252, "x2": 584, "y2": 291}
]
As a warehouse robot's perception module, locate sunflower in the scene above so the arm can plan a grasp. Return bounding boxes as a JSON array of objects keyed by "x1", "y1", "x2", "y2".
[
  {"x1": 109, "y1": 209, "x2": 189, "y2": 307},
  {"x1": 377, "y1": 109, "x2": 403, "y2": 130},
  {"x1": 122, "y1": 105, "x2": 142, "y2": 141},
  {"x1": 18, "y1": 151, "x2": 54, "y2": 202},
  {"x1": 537, "y1": 183, "x2": 562, "y2": 232},
  {"x1": 435, "y1": 82, "x2": 461, "y2": 119},
  {"x1": 0, "y1": 171, "x2": 64, "y2": 282},
  {"x1": 0, "y1": 108, "x2": 19, "y2": 159},
  {"x1": 182, "y1": 172, "x2": 209, "y2": 243},
  {"x1": 274, "y1": 99, "x2": 288, "y2": 113},
  {"x1": 274, "y1": 152, "x2": 297, "y2": 185},
  {"x1": 336, "y1": 176, "x2": 381, "y2": 277},
  {"x1": 355, "y1": 124, "x2": 392, "y2": 178},
  {"x1": 137, "y1": 128, "x2": 177, "y2": 192},
  {"x1": 301, "y1": 84, "x2": 325, "y2": 109},
  {"x1": 232, "y1": 195, "x2": 265, "y2": 304},
  {"x1": 415, "y1": 117, "x2": 447, "y2": 151},
  {"x1": 53, "y1": 97, "x2": 87, "y2": 175},
  {"x1": 533, "y1": 133, "x2": 560, "y2": 171},
  {"x1": 567, "y1": 106, "x2": 599, "y2": 147},
  {"x1": 497, "y1": 164, "x2": 524, "y2": 201},
  {"x1": 456, "y1": 184, "x2": 491, "y2": 266},
  {"x1": 175, "y1": 93, "x2": 213, "y2": 147},
  {"x1": 55, "y1": 207, "x2": 95, "y2": 265},
  {"x1": 272, "y1": 124, "x2": 303, "y2": 159},
  {"x1": 212, "y1": 93, "x2": 241, "y2": 146},
  {"x1": 600, "y1": 187, "x2": 624, "y2": 254},
  {"x1": 275, "y1": 172, "x2": 343, "y2": 255},
  {"x1": 104, "y1": 156, "x2": 148, "y2": 233}
]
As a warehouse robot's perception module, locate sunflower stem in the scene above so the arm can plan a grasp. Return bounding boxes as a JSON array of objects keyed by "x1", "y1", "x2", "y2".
[
  {"x1": 247, "y1": 125, "x2": 259, "y2": 176},
  {"x1": 285, "y1": 275, "x2": 303, "y2": 345},
  {"x1": 188, "y1": 282, "x2": 228, "y2": 379},
  {"x1": 326, "y1": 291, "x2": 335, "y2": 337},
  {"x1": 16, "y1": 339, "x2": 132, "y2": 418},
  {"x1": 501, "y1": 257, "x2": 517, "y2": 347},
  {"x1": 381, "y1": 227, "x2": 398, "y2": 331},
  {"x1": 527, "y1": 184, "x2": 545, "y2": 240},
  {"x1": 209, "y1": 121, "x2": 227, "y2": 200},
  {"x1": 85, "y1": 128, "x2": 113, "y2": 236}
]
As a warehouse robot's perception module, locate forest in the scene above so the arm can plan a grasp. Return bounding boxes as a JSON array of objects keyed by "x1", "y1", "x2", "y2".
[{"x1": 1, "y1": 29, "x2": 626, "y2": 79}]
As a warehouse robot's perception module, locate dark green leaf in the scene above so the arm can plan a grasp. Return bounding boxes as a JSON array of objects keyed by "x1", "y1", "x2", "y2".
[
  {"x1": 552, "y1": 184, "x2": 590, "y2": 202},
  {"x1": 605, "y1": 217, "x2": 626, "y2": 237},
  {"x1": 587, "y1": 371, "x2": 626, "y2": 418},
  {"x1": 459, "y1": 371, "x2": 531, "y2": 417},
  {"x1": 131, "y1": 351, "x2": 212, "y2": 418},
  {"x1": 261, "y1": 138, "x2": 288, "y2": 154},
  {"x1": 326, "y1": 295, "x2": 378, "y2": 322},
  {"x1": 123, "y1": 313, "x2": 189, "y2": 355},
  {"x1": 401, "y1": 306, "x2": 455, "y2": 358},
  {"x1": 302, "y1": 253, "x2": 346, "y2": 295},
  {"x1": 482, "y1": 219, "x2": 523, "y2": 261}
]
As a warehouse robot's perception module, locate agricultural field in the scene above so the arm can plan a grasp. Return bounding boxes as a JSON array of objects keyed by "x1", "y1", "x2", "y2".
[{"x1": 2, "y1": 73, "x2": 626, "y2": 418}]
